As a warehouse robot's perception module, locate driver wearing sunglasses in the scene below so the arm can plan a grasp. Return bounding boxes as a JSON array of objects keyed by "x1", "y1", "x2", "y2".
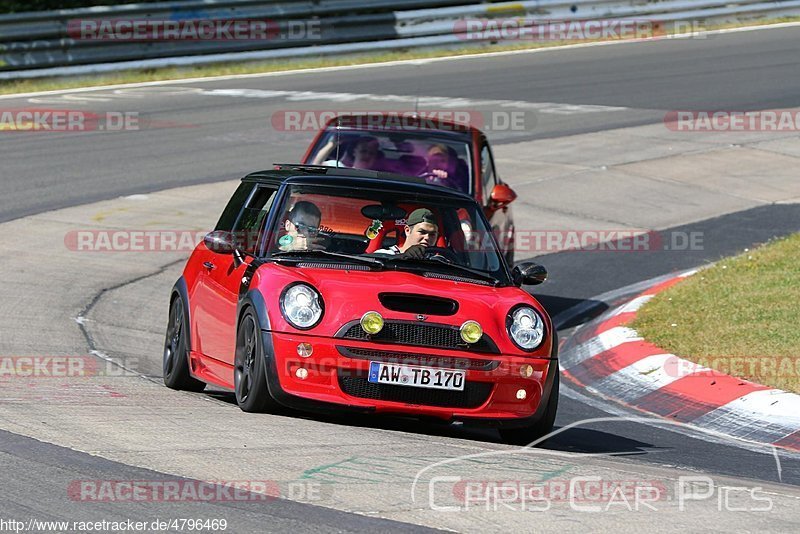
[{"x1": 279, "y1": 200, "x2": 325, "y2": 251}]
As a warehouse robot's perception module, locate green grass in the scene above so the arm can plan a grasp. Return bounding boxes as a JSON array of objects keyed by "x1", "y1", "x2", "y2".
[
  {"x1": 2, "y1": 16, "x2": 798, "y2": 96},
  {"x1": 632, "y1": 233, "x2": 800, "y2": 393}
]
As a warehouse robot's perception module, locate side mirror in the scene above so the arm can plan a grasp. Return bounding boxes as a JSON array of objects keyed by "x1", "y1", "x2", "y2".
[
  {"x1": 204, "y1": 231, "x2": 248, "y2": 267},
  {"x1": 512, "y1": 262, "x2": 547, "y2": 286},
  {"x1": 490, "y1": 183, "x2": 517, "y2": 208},
  {"x1": 203, "y1": 230, "x2": 237, "y2": 254}
]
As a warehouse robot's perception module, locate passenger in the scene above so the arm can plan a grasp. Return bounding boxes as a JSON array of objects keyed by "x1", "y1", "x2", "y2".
[
  {"x1": 278, "y1": 201, "x2": 324, "y2": 251},
  {"x1": 350, "y1": 137, "x2": 380, "y2": 170},
  {"x1": 373, "y1": 208, "x2": 438, "y2": 259},
  {"x1": 323, "y1": 136, "x2": 380, "y2": 170}
]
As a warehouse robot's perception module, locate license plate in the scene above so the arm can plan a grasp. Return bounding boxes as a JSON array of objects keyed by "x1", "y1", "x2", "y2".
[{"x1": 368, "y1": 361, "x2": 465, "y2": 391}]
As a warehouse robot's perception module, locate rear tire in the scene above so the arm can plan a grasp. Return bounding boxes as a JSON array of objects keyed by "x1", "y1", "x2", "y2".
[
  {"x1": 499, "y1": 370, "x2": 559, "y2": 446},
  {"x1": 234, "y1": 310, "x2": 279, "y2": 413},
  {"x1": 163, "y1": 295, "x2": 206, "y2": 392}
]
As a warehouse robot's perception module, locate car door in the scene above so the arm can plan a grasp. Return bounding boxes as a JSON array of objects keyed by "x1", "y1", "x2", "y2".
[
  {"x1": 193, "y1": 183, "x2": 278, "y2": 365},
  {"x1": 480, "y1": 142, "x2": 512, "y2": 253}
]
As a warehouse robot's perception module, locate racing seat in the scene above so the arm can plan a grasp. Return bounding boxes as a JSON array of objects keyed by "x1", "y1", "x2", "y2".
[
  {"x1": 364, "y1": 214, "x2": 448, "y2": 253},
  {"x1": 396, "y1": 154, "x2": 427, "y2": 176}
]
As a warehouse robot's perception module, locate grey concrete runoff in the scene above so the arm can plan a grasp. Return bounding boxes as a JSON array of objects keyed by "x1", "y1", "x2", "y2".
[{"x1": 1, "y1": 115, "x2": 799, "y2": 530}]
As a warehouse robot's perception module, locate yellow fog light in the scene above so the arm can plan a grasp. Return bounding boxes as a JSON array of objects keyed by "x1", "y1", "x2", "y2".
[
  {"x1": 520, "y1": 365, "x2": 534, "y2": 378},
  {"x1": 297, "y1": 343, "x2": 313, "y2": 358},
  {"x1": 460, "y1": 320, "x2": 483, "y2": 344},
  {"x1": 360, "y1": 311, "x2": 384, "y2": 335},
  {"x1": 295, "y1": 368, "x2": 308, "y2": 380},
  {"x1": 516, "y1": 389, "x2": 527, "y2": 400}
]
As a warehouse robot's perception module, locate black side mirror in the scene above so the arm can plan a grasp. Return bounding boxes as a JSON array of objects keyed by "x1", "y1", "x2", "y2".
[
  {"x1": 512, "y1": 262, "x2": 547, "y2": 286},
  {"x1": 204, "y1": 231, "x2": 237, "y2": 254},
  {"x1": 204, "y1": 231, "x2": 247, "y2": 267}
]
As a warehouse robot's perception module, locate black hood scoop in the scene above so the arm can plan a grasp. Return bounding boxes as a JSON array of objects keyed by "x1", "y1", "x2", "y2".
[{"x1": 378, "y1": 293, "x2": 458, "y2": 316}]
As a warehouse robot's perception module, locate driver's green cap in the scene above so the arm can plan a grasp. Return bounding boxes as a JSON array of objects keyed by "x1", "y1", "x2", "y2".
[{"x1": 406, "y1": 208, "x2": 437, "y2": 227}]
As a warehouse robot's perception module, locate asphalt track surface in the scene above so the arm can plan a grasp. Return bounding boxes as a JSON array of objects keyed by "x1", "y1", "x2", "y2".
[
  {"x1": 2, "y1": 25, "x2": 800, "y2": 223},
  {"x1": 0, "y1": 429, "x2": 438, "y2": 532},
  {"x1": 2, "y1": 24, "x2": 800, "y2": 531}
]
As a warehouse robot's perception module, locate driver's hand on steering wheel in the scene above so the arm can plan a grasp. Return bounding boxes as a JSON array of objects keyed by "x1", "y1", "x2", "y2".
[
  {"x1": 398, "y1": 244, "x2": 427, "y2": 259},
  {"x1": 429, "y1": 169, "x2": 448, "y2": 180}
]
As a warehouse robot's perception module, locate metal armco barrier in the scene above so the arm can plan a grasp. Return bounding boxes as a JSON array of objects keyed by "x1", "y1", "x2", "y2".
[{"x1": 1, "y1": 0, "x2": 799, "y2": 79}]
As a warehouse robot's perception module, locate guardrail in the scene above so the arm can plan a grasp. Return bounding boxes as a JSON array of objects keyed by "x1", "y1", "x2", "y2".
[{"x1": 1, "y1": 0, "x2": 799, "y2": 79}]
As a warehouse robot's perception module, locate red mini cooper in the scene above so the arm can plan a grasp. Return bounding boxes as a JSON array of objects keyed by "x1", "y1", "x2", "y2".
[
  {"x1": 301, "y1": 114, "x2": 518, "y2": 264},
  {"x1": 164, "y1": 166, "x2": 557, "y2": 444}
]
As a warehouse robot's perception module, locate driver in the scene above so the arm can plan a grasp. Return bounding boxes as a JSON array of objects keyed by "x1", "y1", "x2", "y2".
[
  {"x1": 423, "y1": 144, "x2": 468, "y2": 192},
  {"x1": 373, "y1": 208, "x2": 438, "y2": 258},
  {"x1": 278, "y1": 201, "x2": 324, "y2": 251}
]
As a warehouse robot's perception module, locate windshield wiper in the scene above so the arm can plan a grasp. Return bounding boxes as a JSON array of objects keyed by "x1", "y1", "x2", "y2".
[
  {"x1": 272, "y1": 250, "x2": 384, "y2": 267},
  {"x1": 386, "y1": 256, "x2": 499, "y2": 285}
]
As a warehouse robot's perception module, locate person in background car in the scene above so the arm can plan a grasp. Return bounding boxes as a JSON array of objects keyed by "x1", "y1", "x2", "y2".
[
  {"x1": 350, "y1": 136, "x2": 380, "y2": 169},
  {"x1": 423, "y1": 144, "x2": 467, "y2": 192},
  {"x1": 322, "y1": 136, "x2": 381, "y2": 170}
]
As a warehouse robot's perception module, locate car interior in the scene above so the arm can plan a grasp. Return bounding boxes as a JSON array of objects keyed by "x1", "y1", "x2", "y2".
[{"x1": 312, "y1": 132, "x2": 472, "y2": 194}]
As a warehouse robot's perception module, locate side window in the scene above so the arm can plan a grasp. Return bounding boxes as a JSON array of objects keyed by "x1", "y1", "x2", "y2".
[
  {"x1": 232, "y1": 185, "x2": 278, "y2": 255},
  {"x1": 480, "y1": 144, "x2": 496, "y2": 204},
  {"x1": 215, "y1": 182, "x2": 253, "y2": 232}
]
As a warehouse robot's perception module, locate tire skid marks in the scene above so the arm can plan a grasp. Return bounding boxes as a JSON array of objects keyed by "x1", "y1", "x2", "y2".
[
  {"x1": 26, "y1": 87, "x2": 206, "y2": 105},
  {"x1": 25, "y1": 86, "x2": 630, "y2": 115},
  {"x1": 196, "y1": 88, "x2": 630, "y2": 115}
]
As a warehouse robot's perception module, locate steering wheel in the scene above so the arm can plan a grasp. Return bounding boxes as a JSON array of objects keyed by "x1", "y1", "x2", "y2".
[
  {"x1": 418, "y1": 169, "x2": 444, "y2": 181},
  {"x1": 423, "y1": 246, "x2": 458, "y2": 264}
]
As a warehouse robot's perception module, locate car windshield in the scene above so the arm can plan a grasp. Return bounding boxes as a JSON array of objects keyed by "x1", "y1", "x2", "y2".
[
  {"x1": 306, "y1": 127, "x2": 473, "y2": 195},
  {"x1": 266, "y1": 183, "x2": 509, "y2": 285}
]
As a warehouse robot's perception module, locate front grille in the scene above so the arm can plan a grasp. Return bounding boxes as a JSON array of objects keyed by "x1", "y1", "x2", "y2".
[
  {"x1": 337, "y1": 320, "x2": 500, "y2": 354},
  {"x1": 337, "y1": 346, "x2": 499, "y2": 371},
  {"x1": 338, "y1": 371, "x2": 493, "y2": 409}
]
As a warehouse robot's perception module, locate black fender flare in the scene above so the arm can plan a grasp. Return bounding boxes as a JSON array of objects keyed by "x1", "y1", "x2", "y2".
[{"x1": 170, "y1": 276, "x2": 192, "y2": 353}]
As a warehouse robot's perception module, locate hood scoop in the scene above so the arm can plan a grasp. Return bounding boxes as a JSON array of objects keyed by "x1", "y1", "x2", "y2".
[{"x1": 378, "y1": 293, "x2": 458, "y2": 316}]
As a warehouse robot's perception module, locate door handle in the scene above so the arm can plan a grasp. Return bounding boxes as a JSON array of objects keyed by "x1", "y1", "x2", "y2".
[{"x1": 203, "y1": 261, "x2": 216, "y2": 270}]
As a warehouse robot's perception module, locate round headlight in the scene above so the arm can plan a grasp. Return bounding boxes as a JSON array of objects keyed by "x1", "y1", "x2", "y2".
[
  {"x1": 360, "y1": 311, "x2": 384, "y2": 335},
  {"x1": 460, "y1": 320, "x2": 483, "y2": 344},
  {"x1": 508, "y1": 306, "x2": 545, "y2": 350},
  {"x1": 280, "y1": 284, "x2": 323, "y2": 329}
]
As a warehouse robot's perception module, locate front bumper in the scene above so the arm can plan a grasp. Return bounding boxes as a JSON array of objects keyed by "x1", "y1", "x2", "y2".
[{"x1": 260, "y1": 330, "x2": 557, "y2": 427}]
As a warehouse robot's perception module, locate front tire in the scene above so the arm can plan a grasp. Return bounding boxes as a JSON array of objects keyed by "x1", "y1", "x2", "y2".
[
  {"x1": 163, "y1": 295, "x2": 206, "y2": 392},
  {"x1": 234, "y1": 310, "x2": 279, "y2": 413}
]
